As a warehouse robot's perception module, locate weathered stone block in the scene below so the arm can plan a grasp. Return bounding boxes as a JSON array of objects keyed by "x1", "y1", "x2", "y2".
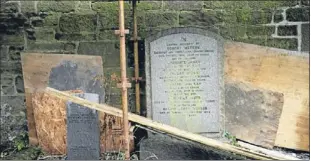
[
  {"x1": 266, "y1": 38, "x2": 298, "y2": 50},
  {"x1": 98, "y1": 30, "x2": 118, "y2": 41},
  {"x1": 37, "y1": 1, "x2": 75, "y2": 13},
  {"x1": 0, "y1": 61, "x2": 22, "y2": 75},
  {"x1": 15, "y1": 75, "x2": 24, "y2": 93},
  {"x1": 41, "y1": 13, "x2": 60, "y2": 27},
  {"x1": 8, "y1": 46, "x2": 24, "y2": 61},
  {"x1": 27, "y1": 42, "x2": 75, "y2": 53},
  {"x1": 204, "y1": 1, "x2": 245, "y2": 10},
  {"x1": 179, "y1": 10, "x2": 236, "y2": 27},
  {"x1": 248, "y1": 1, "x2": 292, "y2": 9},
  {"x1": 1, "y1": 74, "x2": 14, "y2": 87},
  {"x1": 34, "y1": 28, "x2": 55, "y2": 41},
  {"x1": 301, "y1": 24, "x2": 310, "y2": 52},
  {"x1": 145, "y1": 12, "x2": 178, "y2": 27},
  {"x1": 98, "y1": 13, "x2": 131, "y2": 30},
  {"x1": 59, "y1": 13, "x2": 97, "y2": 33},
  {"x1": 274, "y1": 10, "x2": 284, "y2": 23},
  {"x1": 138, "y1": 27, "x2": 171, "y2": 39},
  {"x1": 21, "y1": 1, "x2": 36, "y2": 15},
  {"x1": 236, "y1": 9, "x2": 273, "y2": 24},
  {"x1": 163, "y1": 1, "x2": 203, "y2": 11},
  {"x1": 0, "y1": 96, "x2": 27, "y2": 144},
  {"x1": 137, "y1": 1, "x2": 162, "y2": 10},
  {"x1": 1, "y1": 45, "x2": 9, "y2": 61},
  {"x1": 0, "y1": 1, "x2": 19, "y2": 13},
  {"x1": 277, "y1": 25, "x2": 297, "y2": 36},
  {"x1": 78, "y1": 41, "x2": 118, "y2": 56},
  {"x1": 94, "y1": 2, "x2": 131, "y2": 29},
  {"x1": 1, "y1": 85, "x2": 15, "y2": 96},
  {"x1": 55, "y1": 32, "x2": 96, "y2": 41},
  {"x1": 92, "y1": 1, "x2": 130, "y2": 13},
  {"x1": 286, "y1": 7, "x2": 310, "y2": 22},
  {"x1": 0, "y1": 32, "x2": 25, "y2": 45},
  {"x1": 30, "y1": 17, "x2": 44, "y2": 27},
  {"x1": 218, "y1": 24, "x2": 247, "y2": 40},
  {"x1": 64, "y1": 43, "x2": 76, "y2": 51},
  {"x1": 0, "y1": 13, "x2": 27, "y2": 35},
  {"x1": 76, "y1": 1, "x2": 92, "y2": 12},
  {"x1": 1, "y1": 75, "x2": 15, "y2": 95},
  {"x1": 246, "y1": 25, "x2": 275, "y2": 37}
]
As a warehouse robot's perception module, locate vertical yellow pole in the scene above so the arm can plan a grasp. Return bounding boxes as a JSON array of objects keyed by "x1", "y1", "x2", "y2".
[
  {"x1": 132, "y1": 0, "x2": 141, "y2": 115},
  {"x1": 118, "y1": 0, "x2": 130, "y2": 159}
]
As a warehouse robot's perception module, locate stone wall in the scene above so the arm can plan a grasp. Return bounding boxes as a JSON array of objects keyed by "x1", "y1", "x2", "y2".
[{"x1": 0, "y1": 0, "x2": 309, "y2": 146}]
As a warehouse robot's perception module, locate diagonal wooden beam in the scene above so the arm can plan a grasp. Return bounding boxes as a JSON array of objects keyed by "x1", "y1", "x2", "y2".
[{"x1": 44, "y1": 87, "x2": 299, "y2": 160}]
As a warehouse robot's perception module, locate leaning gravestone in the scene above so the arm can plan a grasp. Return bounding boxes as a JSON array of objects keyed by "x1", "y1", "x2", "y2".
[
  {"x1": 145, "y1": 27, "x2": 225, "y2": 136},
  {"x1": 66, "y1": 93, "x2": 100, "y2": 160}
]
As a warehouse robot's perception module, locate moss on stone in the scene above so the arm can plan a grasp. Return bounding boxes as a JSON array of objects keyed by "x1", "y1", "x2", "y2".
[
  {"x1": 145, "y1": 11, "x2": 179, "y2": 28},
  {"x1": 98, "y1": 30, "x2": 118, "y2": 41},
  {"x1": 246, "y1": 25, "x2": 275, "y2": 38},
  {"x1": 286, "y1": 7, "x2": 310, "y2": 22},
  {"x1": 34, "y1": 28, "x2": 55, "y2": 41},
  {"x1": 76, "y1": 1, "x2": 92, "y2": 12},
  {"x1": 236, "y1": 7, "x2": 252, "y2": 24},
  {"x1": 237, "y1": 8, "x2": 273, "y2": 24},
  {"x1": 218, "y1": 24, "x2": 247, "y2": 41},
  {"x1": 0, "y1": 2, "x2": 19, "y2": 13},
  {"x1": 137, "y1": 1, "x2": 162, "y2": 11},
  {"x1": 55, "y1": 32, "x2": 96, "y2": 41},
  {"x1": 37, "y1": 1, "x2": 75, "y2": 13},
  {"x1": 96, "y1": 2, "x2": 131, "y2": 30},
  {"x1": 1, "y1": 32, "x2": 25, "y2": 46},
  {"x1": 21, "y1": 2, "x2": 36, "y2": 15},
  {"x1": 59, "y1": 13, "x2": 97, "y2": 33},
  {"x1": 274, "y1": 10, "x2": 284, "y2": 23},
  {"x1": 38, "y1": 13, "x2": 60, "y2": 28},
  {"x1": 204, "y1": 1, "x2": 246, "y2": 10},
  {"x1": 277, "y1": 25, "x2": 297, "y2": 36},
  {"x1": 266, "y1": 38, "x2": 298, "y2": 50},
  {"x1": 163, "y1": 1, "x2": 203, "y2": 11}
]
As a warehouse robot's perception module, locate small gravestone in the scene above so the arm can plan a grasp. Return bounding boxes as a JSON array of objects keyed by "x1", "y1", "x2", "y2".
[
  {"x1": 145, "y1": 27, "x2": 225, "y2": 136},
  {"x1": 66, "y1": 93, "x2": 100, "y2": 160}
]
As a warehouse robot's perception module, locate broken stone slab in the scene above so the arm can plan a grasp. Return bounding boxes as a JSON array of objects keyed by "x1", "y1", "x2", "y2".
[{"x1": 224, "y1": 80, "x2": 284, "y2": 149}]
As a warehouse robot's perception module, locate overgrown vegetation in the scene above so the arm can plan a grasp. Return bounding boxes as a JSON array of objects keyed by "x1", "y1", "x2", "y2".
[
  {"x1": 0, "y1": 132, "x2": 43, "y2": 160},
  {"x1": 223, "y1": 131, "x2": 239, "y2": 146}
]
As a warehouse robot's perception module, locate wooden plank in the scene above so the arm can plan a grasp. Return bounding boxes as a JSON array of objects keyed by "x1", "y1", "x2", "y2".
[
  {"x1": 224, "y1": 42, "x2": 309, "y2": 151},
  {"x1": 21, "y1": 53, "x2": 134, "y2": 154},
  {"x1": 225, "y1": 80, "x2": 283, "y2": 149},
  {"x1": 45, "y1": 86, "x2": 298, "y2": 160},
  {"x1": 237, "y1": 141, "x2": 300, "y2": 160}
]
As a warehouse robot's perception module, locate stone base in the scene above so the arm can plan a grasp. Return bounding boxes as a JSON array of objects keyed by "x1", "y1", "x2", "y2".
[{"x1": 139, "y1": 132, "x2": 246, "y2": 160}]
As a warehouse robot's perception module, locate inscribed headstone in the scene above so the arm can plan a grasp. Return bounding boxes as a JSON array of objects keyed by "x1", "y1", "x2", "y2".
[
  {"x1": 66, "y1": 93, "x2": 100, "y2": 160},
  {"x1": 145, "y1": 27, "x2": 224, "y2": 134}
]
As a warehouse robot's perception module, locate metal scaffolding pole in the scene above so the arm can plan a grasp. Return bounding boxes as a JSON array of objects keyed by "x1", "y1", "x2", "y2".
[
  {"x1": 116, "y1": 0, "x2": 130, "y2": 159},
  {"x1": 132, "y1": 0, "x2": 142, "y2": 115}
]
